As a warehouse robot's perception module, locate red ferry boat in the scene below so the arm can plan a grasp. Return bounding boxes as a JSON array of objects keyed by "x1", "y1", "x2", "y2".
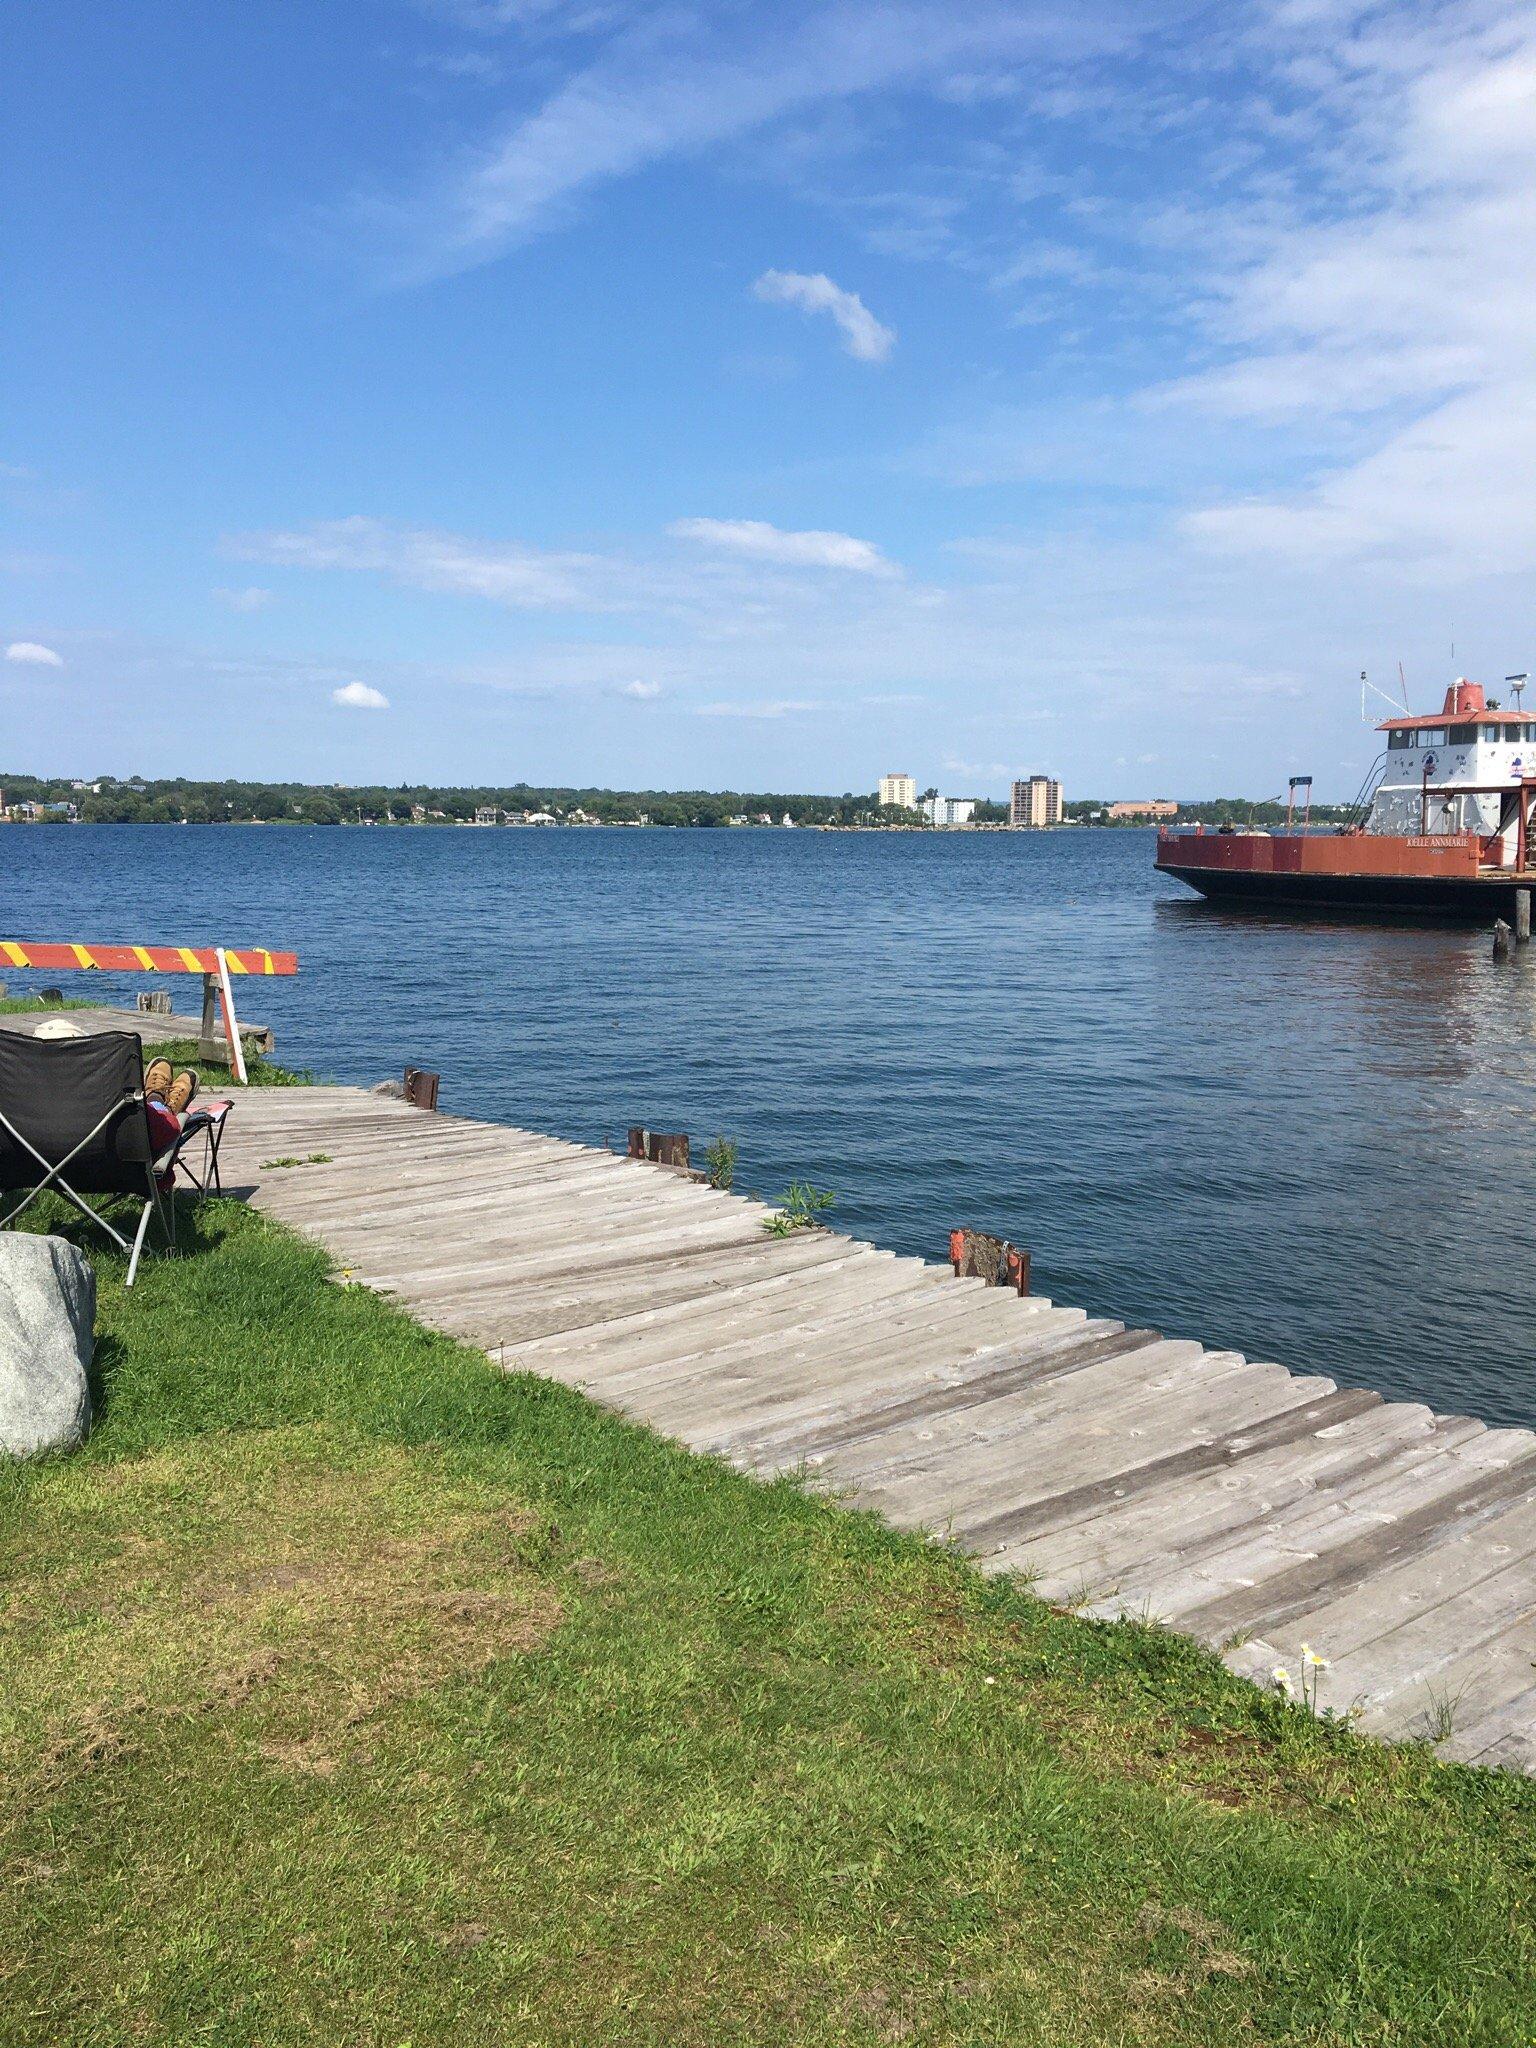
[{"x1": 1156, "y1": 678, "x2": 1536, "y2": 915}]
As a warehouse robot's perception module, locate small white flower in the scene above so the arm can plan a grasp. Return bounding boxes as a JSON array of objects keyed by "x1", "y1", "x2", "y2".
[
  {"x1": 983, "y1": 1675, "x2": 997, "y2": 1686},
  {"x1": 1272, "y1": 1666, "x2": 1294, "y2": 1695},
  {"x1": 1301, "y1": 1644, "x2": 1330, "y2": 1670}
]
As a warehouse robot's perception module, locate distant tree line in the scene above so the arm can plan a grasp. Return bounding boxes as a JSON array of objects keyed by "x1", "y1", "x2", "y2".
[
  {"x1": 0, "y1": 774, "x2": 1356, "y2": 831},
  {"x1": 0, "y1": 774, "x2": 932, "y2": 830},
  {"x1": 1065, "y1": 797, "x2": 1355, "y2": 828}
]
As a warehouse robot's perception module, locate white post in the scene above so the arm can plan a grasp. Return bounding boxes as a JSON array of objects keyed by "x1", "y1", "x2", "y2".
[{"x1": 214, "y1": 947, "x2": 248, "y2": 1084}]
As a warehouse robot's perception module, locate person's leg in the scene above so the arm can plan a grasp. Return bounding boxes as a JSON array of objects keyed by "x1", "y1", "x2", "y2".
[
  {"x1": 144, "y1": 1057, "x2": 173, "y2": 1102},
  {"x1": 167, "y1": 1069, "x2": 198, "y2": 1115},
  {"x1": 144, "y1": 1098, "x2": 182, "y2": 1196},
  {"x1": 145, "y1": 1098, "x2": 180, "y2": 1155}
]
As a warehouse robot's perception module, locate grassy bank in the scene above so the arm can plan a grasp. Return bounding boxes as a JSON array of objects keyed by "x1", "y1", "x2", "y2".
[
  {"x1": 133, "y1": 1037, "x2": 313, "y2": 1088},
  {"x1": 3, "y1": 1200, "x2": 1535, "y2": 2047}
]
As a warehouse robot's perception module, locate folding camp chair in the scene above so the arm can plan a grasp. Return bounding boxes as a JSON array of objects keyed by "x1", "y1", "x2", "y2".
[{"x1": 0, "y1": 1030, "x2": 213, "y2": 1285}]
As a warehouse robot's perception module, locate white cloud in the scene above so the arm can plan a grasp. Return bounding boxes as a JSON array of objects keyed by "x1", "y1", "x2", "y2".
[
  {"x1": 618, "y1": 678, "x2": 662, "y2": 699},
  {"x1": 233, "y1": 512, "x2": 905, "y2": 619},
  {"x1": 332, "y1": 680, "x2": 391, "y2": 710},
  {"x1": 214, "y1": 586, "x2": 274, "y2": 612},
  {"x1": 669, "y1": 516, "x2": 896, "y2": 575},
  {"x1": 1183, "y1": 382, "x2": 1536, "y2": 576},
  {"x1": 4, "y1": 641, "x2": 63, "y2": 667},
  {"x1": 694, "y1": 698, "x2": 825, "y2": 719},
  {"x1": 348, "y1": 6, "x2": 1113, "y2": 278},
  {"x1": 231, "y1": 515, "x2": 608, "y2": 610},
  {"x1": 752, "y1": 268, "x2": 894, "y2": 362},
  {"x1": 1150, "y1": 9, "x2": 1536, "y2": 572}
]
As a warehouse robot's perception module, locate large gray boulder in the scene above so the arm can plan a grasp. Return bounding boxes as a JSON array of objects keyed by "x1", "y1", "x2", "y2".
[{"x1": 0, "y1": 1233, "x2": 95, "y2": 1457}]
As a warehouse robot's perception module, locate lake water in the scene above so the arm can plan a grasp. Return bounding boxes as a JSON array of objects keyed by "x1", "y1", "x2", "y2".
[{"x1": 7, "y1": 823, "x2": 1535, "y2": 1428}]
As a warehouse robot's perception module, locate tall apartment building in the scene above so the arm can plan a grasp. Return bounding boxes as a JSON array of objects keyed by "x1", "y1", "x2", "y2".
[
  {"x1": 878, "y1": 772, "x2": 917, "y2": 811},
  {"x1": 1011, "y1": 776, "x2": 1064, "y2": 829}
]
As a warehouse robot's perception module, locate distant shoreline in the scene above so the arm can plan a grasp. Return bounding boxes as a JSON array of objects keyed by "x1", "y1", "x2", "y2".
[{"x1": 0, "y1": 775, "x2": 1351, "y2": 833}]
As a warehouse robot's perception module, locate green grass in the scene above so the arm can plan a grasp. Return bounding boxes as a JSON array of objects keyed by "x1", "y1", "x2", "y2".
[
  {"x1": 0, "y1": 994, "x2": 94, "y2": 1013},
  {"x1": 3, "y1": 1200, "x2": 1535, "y2": 2047},
  {"x1": 135, "y1": 1036, "x2": 314, "y2": 1089}
]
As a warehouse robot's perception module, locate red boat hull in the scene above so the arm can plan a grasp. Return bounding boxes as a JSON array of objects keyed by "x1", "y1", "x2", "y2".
[{"x1": 1155, "y1": 830, "x2": 1526, "y2": 916}]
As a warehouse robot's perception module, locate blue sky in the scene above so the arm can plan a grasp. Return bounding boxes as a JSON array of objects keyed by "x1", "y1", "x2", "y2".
[{"x1": 5, "y1": 0, "x2": 1534, "y2": 798}]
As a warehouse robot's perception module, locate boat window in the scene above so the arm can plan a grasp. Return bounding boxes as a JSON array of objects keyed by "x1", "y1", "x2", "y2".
[
  {"x1": 1418, "y1": 727, "x2": 1447, "y2": 746},
  {"x1": 1483, "y1": 725, "x2": 1503, "y2": 741},
  {"x1": 1449, "y1": 723, "x2": 1477, "y2": 744},
  {"x1": 1388, "y1": 728, "x2": 1414, "y2": 749}
]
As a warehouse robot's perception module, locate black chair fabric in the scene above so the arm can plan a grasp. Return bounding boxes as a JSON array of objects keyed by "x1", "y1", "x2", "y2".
[{"x1": 0, "y1": 1030, "x2": 152, "y2": 1194}]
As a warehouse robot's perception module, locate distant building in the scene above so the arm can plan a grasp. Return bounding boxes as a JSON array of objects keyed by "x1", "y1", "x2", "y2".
[
  {"x1": 1011, "y1": 776, "x2": 1064, "y2": 828},
  {"x1": 879, "y1": 772, "x2": 918, "y2": 812},
  {"x1": 922, "y1": 795, "x2": 976, "y2": 827},
  {"x1": 472, "y1": 806, "x2": 501, "y2": 826},
  {"x1": 1107, "y1": 799, "x2": 1178, "y2": 820}
]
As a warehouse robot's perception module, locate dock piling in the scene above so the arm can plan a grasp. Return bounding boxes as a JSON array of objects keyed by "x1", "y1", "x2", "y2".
[
  {"x1": 403, "y1": 1067, "x2": 440, "y2": 1111},
  {"x1": 628, "y1": 1127, "x2": 691, "y2": 1170},
  {"x1": 1494, "y1": 919, "x2": 1513, "y2": 958},
  {"x1": 949, "y1": 1227, "x2": 1030, "y2": 1294},
  {"x1": 198, "y1": 972, "x2": 222, "y2": 1063},
  {"x1": 1516, "y1": 889, "x2": 1531, "y2": 943}
]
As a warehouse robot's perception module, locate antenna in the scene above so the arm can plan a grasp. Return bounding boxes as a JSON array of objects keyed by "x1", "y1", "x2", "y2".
[
  {"x1": 1508, "y1": 672, "x2": 1528, "y2": 711},
  {"x1": 1398, "y1": 660, "x2": 1410, "y2": 712},
  {"x1": 1360, "y1": 669, "x2": 1407, "y2": 718}
]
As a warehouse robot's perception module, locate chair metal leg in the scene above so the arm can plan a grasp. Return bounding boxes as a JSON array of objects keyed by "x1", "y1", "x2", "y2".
[
  {"x1": 2, "y1": 1177, "x2": 131, "y2": 1249},
  {"x1": 126, "y1": 1199, "x2": 155, "y2": 1287}
]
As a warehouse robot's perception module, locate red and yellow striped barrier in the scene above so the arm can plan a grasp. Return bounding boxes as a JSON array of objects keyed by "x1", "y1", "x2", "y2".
[{"x1": 0, "y1": 941, "x2": 297, "y2": 976}]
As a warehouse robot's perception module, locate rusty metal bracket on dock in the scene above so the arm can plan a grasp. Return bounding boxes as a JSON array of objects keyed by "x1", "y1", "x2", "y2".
[
  {"x1": 404, "y1": 1067, "x2": 440, "y2": 1111},
  {"x1": 949, "y1": 1227, "x2": 1030, "y2": 1295},
  {"x1": 628, "y1": 1126, "x2": 691, "y2": 1170}
]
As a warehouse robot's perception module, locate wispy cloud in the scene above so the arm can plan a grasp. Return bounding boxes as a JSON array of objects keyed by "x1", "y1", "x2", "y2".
[
  {"x1": 617, "y1": 677, "x2": 662, "y2": 699},
  {"x1": 1155, "y1": 9, "x2": 1536, "y2": 573},
  {"x1": 232, "y1": 512, "x2": 908, "y2": 619},
  {"x1": 332, "y1": 679, "x2": 391, "y2": 709},
  {"x1": 230, "y1": 515, "x2": 608, "y2": 610},
  {"x1": 752, "y1": 268, "x2": 894, "y2": 362},
  {"x1": 4, "y1": 640, "x2": 63, "y2": 667},
  {"x1": 214, "y1": 585, "x2": 274, "y2": 612},
  {"x1": 669, "y1": 516, "x2": 897, "y2": 575},
  {"x1": 694, "y1": 698, "x2": 825, "y2": 719},
  {"x1": 342, "y1": 4, "x2": 1130, "y2": 280}
]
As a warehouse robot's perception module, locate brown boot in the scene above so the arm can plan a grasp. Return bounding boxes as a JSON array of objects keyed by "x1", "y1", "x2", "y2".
[
  {"x1": 144, "y1": 1057, "x2": 173, "y2": 1102},
  {"x1": 167, "y1": 1070, "x2": 199, "y2": 1115}
]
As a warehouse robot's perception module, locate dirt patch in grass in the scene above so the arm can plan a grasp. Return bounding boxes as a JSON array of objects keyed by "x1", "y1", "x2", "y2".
[
  {"x1": 1136, "y1": 1900, "x2": 1257, "y2": 1981},
  {"x1": 3, "y1": 1428, "x2": 565, "y2": 1800}
]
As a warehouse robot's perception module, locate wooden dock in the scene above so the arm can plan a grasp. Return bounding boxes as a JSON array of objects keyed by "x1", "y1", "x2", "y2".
[{"x1": 216, "y1": 1086, "x2": 1536, "y2": 1771}]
